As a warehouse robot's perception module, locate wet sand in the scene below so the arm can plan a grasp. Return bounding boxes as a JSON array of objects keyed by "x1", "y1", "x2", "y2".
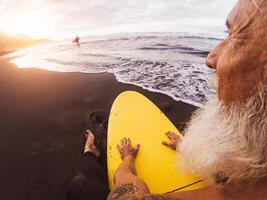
[{"x1": 0, "y1": 57, "x2": 196, "y2": 200}]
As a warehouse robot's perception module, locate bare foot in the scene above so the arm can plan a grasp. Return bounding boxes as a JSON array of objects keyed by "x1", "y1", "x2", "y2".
[
  {"x1": 116, "y1": 138, "x2": 140, "y2": 160},
  {"x1": 162, "y1": 131, "x2": 181, "y2": 150},
  {"x1": 84, "y1": 130, "x2": 100, "y2": 158}
]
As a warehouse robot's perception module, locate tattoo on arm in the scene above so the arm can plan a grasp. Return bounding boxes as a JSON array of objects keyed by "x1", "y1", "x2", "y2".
[
  {"x1": 140, "y1": 195, "x2": 167, "y2": 200},
  {"x1": 107, "y1": 183, "x2": 173, "y2": 200},
  {"x1": 107, "y1": 183, "x2": 138, "y2": 200}
]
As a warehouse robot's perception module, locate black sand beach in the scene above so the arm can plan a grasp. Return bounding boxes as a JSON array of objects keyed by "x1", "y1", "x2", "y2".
[{"x1": 0, "y1": 57, "x2": 196, "y2": 200}]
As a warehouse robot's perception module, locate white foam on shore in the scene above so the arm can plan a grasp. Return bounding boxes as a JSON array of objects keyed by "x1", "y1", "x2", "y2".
[
  {"x1": 8, "y1": 32, "x2": 220, "y2": 107},
  {"x1": 113, "y1": 76, "x2": 204, "y2": 107}
]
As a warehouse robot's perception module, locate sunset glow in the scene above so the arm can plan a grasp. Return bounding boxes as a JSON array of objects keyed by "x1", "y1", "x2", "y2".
[
  {"x1": 1, "y1": 12, "x2": 52, "y2": 37},
  {"x1": 0, "y1": 0, "x2": 237, "y2": 39}
]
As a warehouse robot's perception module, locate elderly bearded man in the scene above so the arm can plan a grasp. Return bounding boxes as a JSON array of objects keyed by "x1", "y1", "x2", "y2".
[{"x1": 107, "y1": 0, "x2": 267, "y2": 199}]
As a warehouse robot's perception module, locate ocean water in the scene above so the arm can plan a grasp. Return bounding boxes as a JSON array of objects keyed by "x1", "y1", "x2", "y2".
[{"x1": 10, "y1": 32, "x2": 224, "y2": 107}]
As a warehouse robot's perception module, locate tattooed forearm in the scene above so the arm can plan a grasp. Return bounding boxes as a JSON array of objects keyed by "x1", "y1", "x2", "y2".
[
  {"x1": 107, "y1": 184, "x2": 171, "y2": 200},
  {"x1": 107, "y1": 183, "x2": 138, "y2": 200},
  {"x1": 140, "y1": 194, "x2": 168, "y2": 200}
]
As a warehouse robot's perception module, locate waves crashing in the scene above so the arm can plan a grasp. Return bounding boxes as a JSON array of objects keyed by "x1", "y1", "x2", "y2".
[{"x1": 10, "y1": 32, "x2": 222, "y2": 107}]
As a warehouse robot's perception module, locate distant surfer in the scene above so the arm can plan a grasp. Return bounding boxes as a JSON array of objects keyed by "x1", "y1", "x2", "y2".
[{"x1": 72, "y1": 36, "x2": 80, "y2": 47}]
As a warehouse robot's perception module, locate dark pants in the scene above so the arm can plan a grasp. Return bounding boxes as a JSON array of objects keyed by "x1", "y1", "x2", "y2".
[{"x1": 67, "y1": 152, "x2": 110, "y2": 200}]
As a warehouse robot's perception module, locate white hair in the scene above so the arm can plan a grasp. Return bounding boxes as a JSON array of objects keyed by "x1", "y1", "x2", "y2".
[{"x1": 177, "y1": 72, "x2": 267, "y2": 184}]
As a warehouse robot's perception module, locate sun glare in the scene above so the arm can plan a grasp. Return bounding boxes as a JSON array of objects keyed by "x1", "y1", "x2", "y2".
[{"x1": 2, "y1": 11, "x2": 51, "y2": 38}]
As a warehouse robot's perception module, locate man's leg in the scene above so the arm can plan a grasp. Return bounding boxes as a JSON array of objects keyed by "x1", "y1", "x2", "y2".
[
  {"x1": 81, "y1": 152, "x2": 108, "y2": 186},
  {"x1": 67, "y1": 131, "x2": 109, "y2": 200}
]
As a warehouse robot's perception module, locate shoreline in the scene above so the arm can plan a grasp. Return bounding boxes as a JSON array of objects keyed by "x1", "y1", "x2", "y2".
[
  {"x1": 0, "y1": 50, "x2": 14, "y2": 57},
  {"x1": 0, "y1": 57, "x2": 196, "y2": 200}
]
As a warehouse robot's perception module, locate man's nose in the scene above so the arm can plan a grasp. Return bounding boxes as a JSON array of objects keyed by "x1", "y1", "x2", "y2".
[
  {"x1": 206, "y1": 51, "x2": 219, "y2": 69},
  {"x1": 205, "y1": 41, "x2": 225, "y2": 69}
]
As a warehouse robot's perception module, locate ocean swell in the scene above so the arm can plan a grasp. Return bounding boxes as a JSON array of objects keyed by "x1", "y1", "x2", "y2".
[{"x1": 9, "y1": 32, "x2": 221, "y2": 107}]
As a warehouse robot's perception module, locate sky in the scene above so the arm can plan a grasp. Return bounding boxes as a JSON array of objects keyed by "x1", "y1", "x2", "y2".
[{"x1": 0, "y1": 0, "x2": 237, "y2": 39}]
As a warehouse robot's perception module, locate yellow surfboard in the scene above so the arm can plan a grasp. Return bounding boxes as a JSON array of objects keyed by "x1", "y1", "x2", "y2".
[{"x1": 107, "y1": 91, "x2": 207, "y2": 193}]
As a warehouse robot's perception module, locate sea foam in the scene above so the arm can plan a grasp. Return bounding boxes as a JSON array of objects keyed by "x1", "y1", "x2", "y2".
[{"x1": 10, "y1": 32, "x2": 223, "y2": 107}]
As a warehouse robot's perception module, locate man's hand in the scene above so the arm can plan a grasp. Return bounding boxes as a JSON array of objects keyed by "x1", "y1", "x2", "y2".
[
  {"x1": 162, "y1": 131, "x2": 180, "y2": 150},
  {"x1": 116, "y1": 138, "x2": 140, "y2": 160}
]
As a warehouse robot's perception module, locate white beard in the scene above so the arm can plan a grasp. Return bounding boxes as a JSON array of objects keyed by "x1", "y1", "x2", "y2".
[{"x1": 177, "y1": 82, "x2": 267, "y2": 183}]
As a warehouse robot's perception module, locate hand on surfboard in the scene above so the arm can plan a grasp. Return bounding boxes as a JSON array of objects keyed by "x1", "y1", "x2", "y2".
[
  {"x1": 162, "y1": 131, "x2": 180, "y2": 150},
  {"x1": 116, "y1": 138, "x2": 140, "y2": 160}
]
